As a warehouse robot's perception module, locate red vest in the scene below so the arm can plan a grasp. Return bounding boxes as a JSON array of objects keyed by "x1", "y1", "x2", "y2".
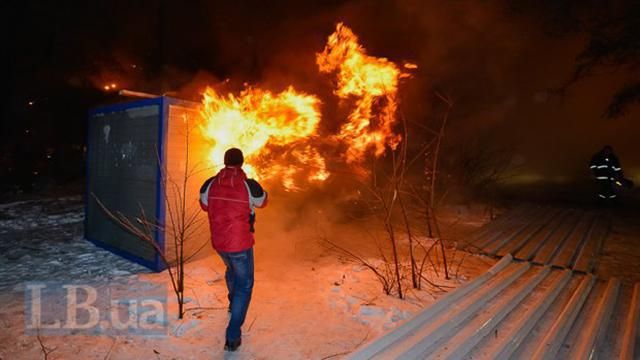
[{"x1": 207, "y1": 167, "x2": 254, "y2": 252}]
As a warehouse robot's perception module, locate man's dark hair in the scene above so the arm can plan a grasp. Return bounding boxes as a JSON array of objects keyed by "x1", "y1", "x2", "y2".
[{"x1": 224, "y1": 148, "x2": 244, "y2": 166}]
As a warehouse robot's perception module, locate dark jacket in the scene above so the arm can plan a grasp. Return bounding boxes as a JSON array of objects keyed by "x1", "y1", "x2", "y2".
[{"x1": 590, "y1": 151, "x2": 623, "y2": 181}]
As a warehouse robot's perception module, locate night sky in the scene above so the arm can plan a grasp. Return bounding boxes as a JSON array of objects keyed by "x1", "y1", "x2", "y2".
[{"x1": 2, "y1": 0, "x2": 639, "y2": 192}]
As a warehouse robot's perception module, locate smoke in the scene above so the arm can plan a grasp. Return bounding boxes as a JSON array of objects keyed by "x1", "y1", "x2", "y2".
[
  {"x1": 86, "y1": 0, "x2": 639, "y2": 191},
  {"x1": 166, "y1": 0, "x2": 640, "y2": 267}
]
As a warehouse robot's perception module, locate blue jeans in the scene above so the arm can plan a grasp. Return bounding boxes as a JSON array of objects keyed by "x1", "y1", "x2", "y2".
[{"x1": 217, "y1": 248, "x2": 254, "y2": 341}]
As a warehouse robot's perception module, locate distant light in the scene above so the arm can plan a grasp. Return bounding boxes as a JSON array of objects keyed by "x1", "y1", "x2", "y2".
[
  {"x1": 403, "y1": 63, "x2": 418, "y2": 69},
  {"x1": 33, "y1": 171, "x2": 39, "y2": 175},
  {"x1": 46, "y1": 155, "x2": 52, "y2": 159},
  {"x1": 131, "y1": 64, "x2": 137, "y2": 68},
  {"x1": 104, "y1": 85, "x2": 110, "y2": 90},
  {"x1": 111, "y1": 83, "x2": 117, "y2": 88},
  {"x1": 28, "y1": 101, "x2": 34, "y2": 106},
  {"x1": 25, "y1": 129, "x2": 30, "y2": 134}
]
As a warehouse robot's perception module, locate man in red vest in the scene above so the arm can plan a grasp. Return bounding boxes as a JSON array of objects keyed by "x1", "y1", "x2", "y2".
[{"x1": 199, "y1": 148, "x2": 268, "y2": 352}]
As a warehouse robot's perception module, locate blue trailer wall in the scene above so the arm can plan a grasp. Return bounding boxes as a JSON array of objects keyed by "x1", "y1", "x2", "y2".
[{"x1": 85, "y1": 97, "x2": 167, "y2": 271}]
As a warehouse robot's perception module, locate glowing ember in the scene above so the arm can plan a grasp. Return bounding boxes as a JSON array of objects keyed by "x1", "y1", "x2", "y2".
[
  {"x1": 199, "y1": 86, "x2": 327, "y2": 190},
  {"x1": 317, "y1": 22, "x2": 414, "y2": 164}
]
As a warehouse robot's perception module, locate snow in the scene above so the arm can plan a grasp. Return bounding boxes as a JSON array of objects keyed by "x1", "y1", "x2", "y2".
[
  {"x1": 0, "y1": 197, "x2": 150, "y2": 291},
  {"x1": 0, "y1": 196, "x2": 85, "y2": 233},
  {"x1": 0, "y1": 196, "x2": 493, "y2": 359}
]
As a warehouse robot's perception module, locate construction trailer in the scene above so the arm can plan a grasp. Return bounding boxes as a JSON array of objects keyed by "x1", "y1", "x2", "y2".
[{"x1": 85, "y1": 96, "x2": 212, "y2": 271}]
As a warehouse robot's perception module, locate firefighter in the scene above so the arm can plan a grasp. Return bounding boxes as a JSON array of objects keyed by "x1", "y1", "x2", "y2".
[
  {"x1": 199, "y1": 148, "x2": 268, "y2": 352},
  {"x1": 589, "y1": 145, "x2": 623, "y2": 204}
]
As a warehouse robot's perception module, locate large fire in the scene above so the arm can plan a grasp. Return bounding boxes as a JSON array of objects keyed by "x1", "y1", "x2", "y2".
[
  {"x1": 317, "y1": 22, "x2": 409, "y2": 164},
  {"x1": 198, "y1": 23, "x2": 414, "y2": 190},
  {"x1": 199, "y1": 86, "x2": 326, "y2": 189}
]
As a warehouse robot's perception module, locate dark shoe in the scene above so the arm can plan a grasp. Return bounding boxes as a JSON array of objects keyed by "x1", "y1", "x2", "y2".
[{"x1": 224, "y1": 338, "x2": 241, "y2": 352}]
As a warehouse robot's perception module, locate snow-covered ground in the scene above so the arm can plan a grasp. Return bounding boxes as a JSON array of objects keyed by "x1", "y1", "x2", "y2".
[
  {"x1": 0, "y1": 196, "x2": 149, "y2": 290},
  {"x1": 0, "y1": 196, "x2": 494, "y2": 359}
]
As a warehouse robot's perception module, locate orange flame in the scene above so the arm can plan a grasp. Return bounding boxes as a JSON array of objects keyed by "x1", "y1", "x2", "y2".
[
  {"x1": 198, "y1": 23, "x2": 415, "y2": 191},
  {"x1": 199, "y1": 86, "x2": 327, "y2": 190},
  {"x1": 317, "y1": 23, "x2": 414, "y2": 164}
]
